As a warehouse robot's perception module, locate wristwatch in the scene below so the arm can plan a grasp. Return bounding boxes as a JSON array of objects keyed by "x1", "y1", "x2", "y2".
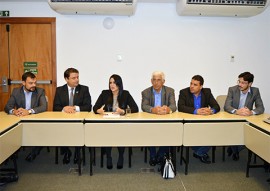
[{"x1": 28, "y1": 110, "x2": 32, "y2": 115}]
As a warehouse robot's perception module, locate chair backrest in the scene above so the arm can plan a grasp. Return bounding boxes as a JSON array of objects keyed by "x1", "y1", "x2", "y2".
[{"x1": 216, "y1": 95, "x2": 227, "y2": 111}]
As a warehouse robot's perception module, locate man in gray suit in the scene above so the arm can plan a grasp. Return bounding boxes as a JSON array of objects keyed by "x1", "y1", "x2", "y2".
[
  {"x1": 5, "y1": 72, "x2": 47, "y2": 161},
  {"x1": 141, "y1": 71, "x2": 176, "y2": 166},
  {"x1": 224, "y1": 71, "x2": 264, "y2": 160}
]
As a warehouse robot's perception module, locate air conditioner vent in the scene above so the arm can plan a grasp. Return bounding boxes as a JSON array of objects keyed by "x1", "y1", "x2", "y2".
[
  {"x1": 186, "y1": 0, "x2": 266, "y2": 6},
  {"x1": 48, "y1": 0, "x2": 137, "y2": 15},
  {"x1": 176, "y1": 0, "x2": 269, "y2": 17}
]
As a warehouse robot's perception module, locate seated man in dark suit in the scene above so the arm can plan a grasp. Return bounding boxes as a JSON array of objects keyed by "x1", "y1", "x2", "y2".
[
  {"x1": 178, "y1": 75, "x2": 220, "y2": 164},
  {"x1": 141, "y1": 71, "x2": 177, "y2": 166},
  {"x1": 4, "y1": 72, "x2": 47, "y2": 162},
  {"x1": 53, "y1": 68, "x2": 92, "y2": 164},
  {"x1": 224, "y1": 71, "x2": 264, "y2": 161}
]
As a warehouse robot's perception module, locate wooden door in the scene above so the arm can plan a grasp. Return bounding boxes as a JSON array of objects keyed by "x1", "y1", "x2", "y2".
[{"x1": 0, "y1": 18, "x2": 56, "y2": 111}]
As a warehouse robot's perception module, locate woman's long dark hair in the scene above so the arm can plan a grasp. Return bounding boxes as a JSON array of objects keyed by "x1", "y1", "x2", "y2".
[
  {"x1": 107, "y1": 74, "x2": 124, "y2": 107},
  {"x1": 109, "y1": 74, "x2": 123, "y2": 95}
]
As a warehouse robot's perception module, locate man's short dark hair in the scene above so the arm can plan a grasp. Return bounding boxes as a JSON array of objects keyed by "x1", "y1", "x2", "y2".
[
  {"x1": 22, "y1": 72, "x2": 36, "y2": 81},
  {"x1": 238, "y1": 72, "x2": 254, "y2": 83},
  {"x1": 192, "y1": 75, "x2": 204, "y2": 86},
  {"x1": 64, "y1": 68, "x2": 79, "y2": 79}
]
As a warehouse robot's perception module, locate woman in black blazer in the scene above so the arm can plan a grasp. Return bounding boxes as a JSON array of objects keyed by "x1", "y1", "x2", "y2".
[{"x1": 93, "y1": 74, "x2": 139, "y2": 169}]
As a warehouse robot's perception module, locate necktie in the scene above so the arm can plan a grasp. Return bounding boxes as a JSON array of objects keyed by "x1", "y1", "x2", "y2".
[{"x1": 69, "y1": 88, "x2": 74, "y2": 106}]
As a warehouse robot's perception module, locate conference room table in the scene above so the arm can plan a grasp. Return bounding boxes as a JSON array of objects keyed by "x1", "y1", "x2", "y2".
[
  {"x1": 84, "y1": 112, "x2": 183, "y2": 175},
  {"x1": 0, "y1": 111, "x2": 269, "y2": 178},
  {"x1": 243, "y1": 114, "x2": 270, "y2": 177},
  {"x1": 0, "y1": 111, "x2": 88, "y2": 175},
  {"x1": 19, "y1": 111, "x2": 88, "y2": 175},
  {"x1": 0, "y1": 113, "x2": 21, "y2": 165},
  {"x1": 177, "y1": 112, "x2": 249, "y2": 174}
]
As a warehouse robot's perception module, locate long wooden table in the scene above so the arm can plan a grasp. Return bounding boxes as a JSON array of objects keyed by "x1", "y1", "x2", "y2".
[
  {"x1": 19, "y1": 112, "x2": 88, "y2": 175},
  {"x1": 84, "y1": 112, "x2": 183, "y2": 175},
  {"x1": 0, "y1": 113, "x2": 21, "y2": 165},
  {"x1": 243, "y1": 114, "x2": 270, "y2": 177},
  {"x1": 20, "y1": 112, "x2": 87, "y2": 146},
  {"x1": 0, "y1": 111, "x2": 269, "y2": 178},
  {"x1": 0, "y1": 112, "x2": 88, "y2": 175},
  {"x1": 179, "y1": 112, "x2": 248, "y2": 174}
]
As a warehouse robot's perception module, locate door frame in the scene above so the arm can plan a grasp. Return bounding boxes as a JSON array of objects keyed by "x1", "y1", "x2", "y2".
[{"x1": 0, "y1": 17, "x2": 56, "y2": 111}]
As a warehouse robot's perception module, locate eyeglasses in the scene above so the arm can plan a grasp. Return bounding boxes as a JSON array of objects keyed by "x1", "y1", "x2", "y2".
[{"x1": 237, "y1": 80, "x2": 248, "y2": 85}]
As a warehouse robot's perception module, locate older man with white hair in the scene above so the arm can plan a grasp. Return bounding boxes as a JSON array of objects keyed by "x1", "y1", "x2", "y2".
[{"x1": 141, "y1": 71, "x2": 177, "y2": 166}]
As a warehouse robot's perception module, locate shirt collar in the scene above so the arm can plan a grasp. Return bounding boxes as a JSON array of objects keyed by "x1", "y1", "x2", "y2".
[
  {"x1": 241, "y1": 87, "x2": 251, "y2": 95},
  {"x1": 153, "y1": 88, "x2": 162, "y2": 94},
  {"x1": 192, "y1": 91, "x2": 202, "y2": 98},
  {"x1": 23, "y1": 87, "x2": 32, "y2": 94},
  {"x1": 67, "y1": 85, "x2": 75, "y2": 91}
]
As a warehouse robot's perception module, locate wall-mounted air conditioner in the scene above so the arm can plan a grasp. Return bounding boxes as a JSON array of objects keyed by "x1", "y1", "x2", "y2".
[
  {"x1": 176, "y1": 0, "x2": 269, "y2": 17},
  {"x1": 48, "y1": 0, "x2": 137, "y2": 16}
]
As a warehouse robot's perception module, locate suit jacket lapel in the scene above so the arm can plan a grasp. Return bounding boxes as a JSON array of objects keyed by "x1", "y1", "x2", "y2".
[
  {"x1": 20, "y1": 87, "x2": 26, "y2": 108},
  {"x1": 161, "y1": 86, "x2": 166, "y2": 106},
  {"x1": 201, "y1": 89, "x2": 206, "y2": 107},
  {"x1": 188, "y1": 90, "x2": 195, "y2": 107},
  {"x1": 245, "y1": 88, "x2": 252, "y2": 107},
  {"x1": 31, "y1": 91, "x2": 37, "y2": 108},
  {"x1": 73, "y1": 85, "x2": 80, "y2": 105},
  {"x1": 63, "y1": 85, "x2": 69, "y2": 105},
  {"x1": 150, "y1": 87, "x2": 155, "y2": 107},
  {"x1": 235, "y1": 88, "x2": 240, "y2": 108}
]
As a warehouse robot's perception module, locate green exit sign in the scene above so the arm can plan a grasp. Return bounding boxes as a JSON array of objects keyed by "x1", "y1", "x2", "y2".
[
  {"x1": 0, "y1": 11, "x2": 10, "y2": 17},
  {"x1": 24, "y1": 62, "x2": 38, "y2": 67}
]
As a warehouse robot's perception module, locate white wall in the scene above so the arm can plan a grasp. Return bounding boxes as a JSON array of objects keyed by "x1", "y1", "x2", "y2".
[{"x1": 2, "y1": 2, "x2": 270, "y2": 113}]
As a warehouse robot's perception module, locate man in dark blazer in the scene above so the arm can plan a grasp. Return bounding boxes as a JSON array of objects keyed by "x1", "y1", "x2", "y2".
[
  {"x1": 5, "y1": 72, "x2": 47, "y2": 162},
  {"x1": 178, "y1": 75, "x2": 220, "y2": 164},
  {"x1": 53, "y1": 68, "x2": 92, "y2": 164},
  {"x1": 224, "y1": 71, "x2": 264, "y2": 161},
  {"x1": 141, "y1": 71, "x2": 177, "y2": 166}
]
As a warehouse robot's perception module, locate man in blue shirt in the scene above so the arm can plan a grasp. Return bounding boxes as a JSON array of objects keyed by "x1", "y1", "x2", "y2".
[
  {"x1": 141, "y1": 71, "x2": 177, "y2": 166},
  {"x1": 178, "y1": 75, "x2": 220, "y2": 164}
]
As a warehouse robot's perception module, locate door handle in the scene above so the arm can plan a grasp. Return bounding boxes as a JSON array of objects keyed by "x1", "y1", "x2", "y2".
[
  {"x1": 10, "y1": 80, "x2": 52, "y2": 85},
  {"x1": 1, "y1": 76, "x2": 8, "y2": 92}
]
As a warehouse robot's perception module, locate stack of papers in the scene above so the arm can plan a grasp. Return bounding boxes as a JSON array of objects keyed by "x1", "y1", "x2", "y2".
[{"x1": 103, "y1": 113, "x2": 120, "y2": 118}]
